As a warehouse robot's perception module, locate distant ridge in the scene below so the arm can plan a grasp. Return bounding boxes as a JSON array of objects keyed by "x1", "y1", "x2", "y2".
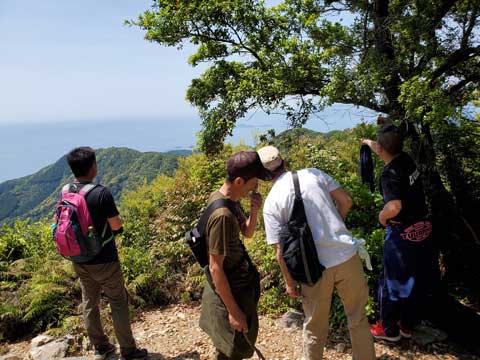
[
  {"x1": 166, "y1": 149, "x2": 194, "y2": 155},
  {"x1": 0, "y1": 147, "x2": 184, "y2": 224}
]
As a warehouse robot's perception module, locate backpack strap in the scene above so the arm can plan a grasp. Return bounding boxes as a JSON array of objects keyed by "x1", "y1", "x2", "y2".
[
  {"x1": 291, "y1": 171, "x2": 316, "y2": 285},
  {"x1": 292, "y1": 171, "x2": 301, "y2": 200},
  {"x1": 199, "y1": 198, "x2": 255, "y2": 271},
  {"x1": 291, "y1": 171, "x2": 308, "y2": 222},
  {"x1": 62, "y1": 183, "x2": 97, "y2": 195},
  {"x1": 197, "y1": 198, "x2": 238, "y2": 236},
  {"x1": 79, "y1": 183, "x2": 97, "y2": 196}
]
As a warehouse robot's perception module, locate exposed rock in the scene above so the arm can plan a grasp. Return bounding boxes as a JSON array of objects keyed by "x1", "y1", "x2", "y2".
[
  {"x1": 0, "y1": 355, "x2": 22, "y2": 360},
  {"x1": 280, "y1": 310, "x2": 304, "y2": 329},
  {"x1": 412, "y1": 323, "x2": 448, "y2": 346},
  {"x1": 30, "y1": 335, "x2": 53, "y2": 348},
  {"x1": 64, "y1": 335, "x2": 75, "y2": 346},
  {"x1": 29, "y1": 339, "x2": 68, "y2": 360},
  {"x1": 335, "y1": 342, "x2": 346, "y2": 353}
]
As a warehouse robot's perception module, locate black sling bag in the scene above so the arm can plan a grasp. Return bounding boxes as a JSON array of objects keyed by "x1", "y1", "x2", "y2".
[
  {"x1": 185, "y1": 198, "x2": 238, "y2": 267},
  {"x1": 278, "y1": 172, "x2": 325, "y2": 286}
]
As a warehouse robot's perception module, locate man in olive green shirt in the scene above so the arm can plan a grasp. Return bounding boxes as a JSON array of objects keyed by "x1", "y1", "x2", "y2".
[{"x1": 199, "y1": 151, "x2": 272, "y2": 360}]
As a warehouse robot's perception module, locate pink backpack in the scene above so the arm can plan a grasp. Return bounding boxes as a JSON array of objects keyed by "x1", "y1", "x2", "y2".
[{"x1": 53, "y1": 183, "x2": 103, "y2": 262}]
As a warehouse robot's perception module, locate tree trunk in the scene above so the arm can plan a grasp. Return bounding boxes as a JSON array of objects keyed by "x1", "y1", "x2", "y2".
[{"x1": 411, "y1": 123, "x2": 480, "y2": 355}]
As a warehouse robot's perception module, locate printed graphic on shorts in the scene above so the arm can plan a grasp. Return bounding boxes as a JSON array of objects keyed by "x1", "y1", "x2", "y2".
[
  {"x1": 400, "y1": 221, "x2": 432, "y2": 242},
  {"x1": 409, "y1": 169, "x2": 420, "y2": 186}
]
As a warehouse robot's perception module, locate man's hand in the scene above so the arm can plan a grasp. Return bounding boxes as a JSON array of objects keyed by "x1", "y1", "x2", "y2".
[
  {"x1": 250, "y1": 191, "x2": 262, "y2": 213},
  {"x1": 379, "y1": 200, "x2": 402, "y2": 226},
  {"x1": 379, "y1": 212, "x2": 401, "y2": 226},
  {"x1": 286, "y1": 280, "x2": 301, "y2": 298},
  {"x1": 378, "y1": 210, "x2": 388, "y2": 227},
  {"x1": 361, "y1": 138, "x2": 379, "y2": 155},
  {"x1": 275, "y1": 244, "x2": 302, "y2": 298},
  {"x1": 241, "y1": 191, "x2": 262, "y2": 238},
  {"x1": 228, "y1": 309, "x2": 248, "y2": 333}
]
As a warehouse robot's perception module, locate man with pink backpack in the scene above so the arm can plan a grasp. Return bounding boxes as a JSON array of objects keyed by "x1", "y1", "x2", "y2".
[{"x1": 54, "y1": 147, "x2": 147, "y2": 360}]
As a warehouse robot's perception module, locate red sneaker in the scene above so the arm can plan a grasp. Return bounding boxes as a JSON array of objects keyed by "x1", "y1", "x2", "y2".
[
  {"x1": 398, "y1": 321, "x2": 412, "y2": 338},
  {"x1": 370, "y1": 320, "x2": 401, "y2": 342}
]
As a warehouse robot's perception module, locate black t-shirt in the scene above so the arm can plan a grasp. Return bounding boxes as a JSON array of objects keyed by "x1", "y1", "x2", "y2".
[
  {"x1": 379, "y1": 152, "x2": 428, "y2": 225},
  {"x1": 71, "y1": 182, "x2": 119, "y2": 264}
]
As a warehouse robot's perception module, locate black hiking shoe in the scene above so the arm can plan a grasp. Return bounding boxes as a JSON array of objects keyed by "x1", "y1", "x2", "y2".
[
  {"x1": 94, "y1": 343, "x2": 116, "y2": 360},
  {"x1": 121, "y1": 347, "x2": 148, "y2": 360}
]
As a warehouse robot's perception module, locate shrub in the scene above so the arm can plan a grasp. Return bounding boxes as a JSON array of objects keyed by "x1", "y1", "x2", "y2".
[{"x1": 1, "y1": 125, "x2": 392, "y2": 341}]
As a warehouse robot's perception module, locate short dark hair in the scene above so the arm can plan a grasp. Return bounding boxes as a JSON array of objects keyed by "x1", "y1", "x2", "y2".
[
  {"x1": 377, "y1": 124, "x2": 403, "y2": 156},
  {"x1": 226, "y1": 151, "x2": 272, "y2": 183},
  {"x1": 66, "y1": 147, "x2": 96, "y2": 177}
]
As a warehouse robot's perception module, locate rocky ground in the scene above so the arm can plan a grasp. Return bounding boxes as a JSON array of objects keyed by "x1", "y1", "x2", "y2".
[{"x1": 1, "y1": 304, "x2": 478, "y2": 360}]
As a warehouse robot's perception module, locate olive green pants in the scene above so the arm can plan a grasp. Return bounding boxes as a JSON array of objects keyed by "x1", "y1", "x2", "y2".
[{"x1": 73, "y1": 261, "x2": 136, "y2": 352}]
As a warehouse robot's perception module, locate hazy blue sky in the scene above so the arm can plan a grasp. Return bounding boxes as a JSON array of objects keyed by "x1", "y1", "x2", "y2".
[
  {"x1": 0, "y1": 0, "x2": 374, "y2": 126},
  {"x1": 0, "y1": 0, "x2": 204, "y2": 124},
  {"x1": 0, "y1": 1, "x2": 379, "y2": 182}
]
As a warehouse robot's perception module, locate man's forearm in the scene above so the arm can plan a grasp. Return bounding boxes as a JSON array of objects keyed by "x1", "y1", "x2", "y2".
[
  {"x1": 330, "y1": 188, "x2": 353, "y2": 220},
  {"x1": 379, "y1": 200, "x2": 402, "y2": 225},
  {"x1": 275, "y1": 245, "x2": 301, "y2": 297},
  {"x1": 210, "y1": 266, "x2": 242, "y2": 315},
  {"x1": 336, "y1": 203, "x2": 350, "y2": 219},
  {"x1": 362, "y1": 139, "x2": 379, "y2": 155},
  {"x1": 242, "y1": 210, "x2": 259, "y2": 238},
  {"x1": 275, "y1": 245, "x2": 296, "y2": 286}
]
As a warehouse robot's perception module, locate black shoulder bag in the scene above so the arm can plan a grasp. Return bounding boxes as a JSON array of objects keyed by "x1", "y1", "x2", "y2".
[
  {"x1": 278, "y1": 172, "x2": 325, "y2": 286},
  {"x1": 185, "y1": 198, "x2": 238, "y2": 267}
]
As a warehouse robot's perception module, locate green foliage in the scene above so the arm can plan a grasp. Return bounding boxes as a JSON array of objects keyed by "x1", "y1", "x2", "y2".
[
  {"x1": 10, "y1": 119, "x2": 480, "y2": 340},
  {"x1": 0, "y1": 127, "x2": 392, "y2": 341},
  {"x1": 116, "y1": 127, "x2": 389, "y2": 326},
  {"x1": 132, "y1": 0, "x2": 479, "y2": 155},
  {"x1": 0, "y1": 221, "x2": 78, "y2": 341},
  {"x1": 120, "y1": 175, "x2": 174, "y2": 248},
  {"x1": 0, "y1": 219, "x2": 54, "y2": 264},
  {"x1": 132, "y1": 5, "x2": 480, "y2": 301},
  {"x1": 120, "y1": 146, "x2": 240, "y2": 305}
]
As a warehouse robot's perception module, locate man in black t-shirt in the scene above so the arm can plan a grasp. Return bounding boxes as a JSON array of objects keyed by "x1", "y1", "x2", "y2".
[
  {"x1": 65, "y1": 147, "x2": 147, "y2": 360},
  {"x1": 362, "y1": 125, "x2": 438, "y2": 342}
]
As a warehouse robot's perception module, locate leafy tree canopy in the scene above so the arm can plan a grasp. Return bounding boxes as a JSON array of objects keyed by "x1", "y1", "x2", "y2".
[{"x1": 131, "y1": 0, "x2": 479, "y2": 154}]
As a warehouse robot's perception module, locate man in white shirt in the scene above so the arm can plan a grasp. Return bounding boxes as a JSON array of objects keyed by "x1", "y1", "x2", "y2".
[{"x1": 258, "y1": 145, "x2": 375, "y2": 360}]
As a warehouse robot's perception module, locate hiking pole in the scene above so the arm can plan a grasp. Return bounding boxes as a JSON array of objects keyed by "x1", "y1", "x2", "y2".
[{"x1": 243, "y1": 333, "x2": 266, "y2": 360}]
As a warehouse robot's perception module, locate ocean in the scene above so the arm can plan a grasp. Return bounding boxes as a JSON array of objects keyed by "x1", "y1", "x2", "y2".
[{"x1": 0, "y1": 106, "x2": 375, "y2": 183}]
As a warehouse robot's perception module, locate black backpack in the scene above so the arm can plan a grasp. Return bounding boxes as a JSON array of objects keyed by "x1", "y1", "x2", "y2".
[
  {"x1": 278, "y1": 171, "x2": 325, "y2": 286},
  {"x1": 185, "y1": 198, "x2": 238, "y2": 267}
]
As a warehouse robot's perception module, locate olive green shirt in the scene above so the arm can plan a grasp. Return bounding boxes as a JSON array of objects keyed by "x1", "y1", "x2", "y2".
[
  {"x1": 200, "y1": 193, "x2": 260, "y2": 358},
  {"x1": 205, "y1": 191, "x2": 246, "y2": 270}
]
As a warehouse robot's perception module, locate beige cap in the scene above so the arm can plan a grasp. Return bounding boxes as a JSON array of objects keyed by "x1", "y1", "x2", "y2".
[
  {"x1": 257, "y1": 145, "x2": 283, "y2": 172},
  {"x1": 226, "y1": 150, "x2": 273, "y2": 181}
]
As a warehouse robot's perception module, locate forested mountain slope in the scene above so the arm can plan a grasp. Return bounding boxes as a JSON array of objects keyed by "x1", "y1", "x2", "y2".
[{"x1": 0, "y1": 147, "x2": 186, "y2": 224}]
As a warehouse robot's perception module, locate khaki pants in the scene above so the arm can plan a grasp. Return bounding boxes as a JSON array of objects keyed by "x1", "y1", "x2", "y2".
[
  {"x1": 301, "y1": 254, "x2": 375, "y2": 360},
  {"x1": 73, "y1": 261, "x2": 136, "y2": 351}
]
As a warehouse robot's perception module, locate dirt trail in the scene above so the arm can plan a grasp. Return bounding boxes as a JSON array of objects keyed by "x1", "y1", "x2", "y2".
[
  {"x1": 2, "y1": 304, "x2": 478, "y2": 360},
  {"x1": 129, "y1": 305, "x2": 477, "y2": 360}
]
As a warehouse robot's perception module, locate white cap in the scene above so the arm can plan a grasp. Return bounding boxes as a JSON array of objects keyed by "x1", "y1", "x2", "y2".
[{"x1": 257, "y1": 145, "x2": 283, "y2": 172}]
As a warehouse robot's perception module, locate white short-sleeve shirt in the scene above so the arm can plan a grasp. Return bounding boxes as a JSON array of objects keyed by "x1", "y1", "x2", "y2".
[{"x1": 263, "y1": 168, "x2": 357, "y2": 269}]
